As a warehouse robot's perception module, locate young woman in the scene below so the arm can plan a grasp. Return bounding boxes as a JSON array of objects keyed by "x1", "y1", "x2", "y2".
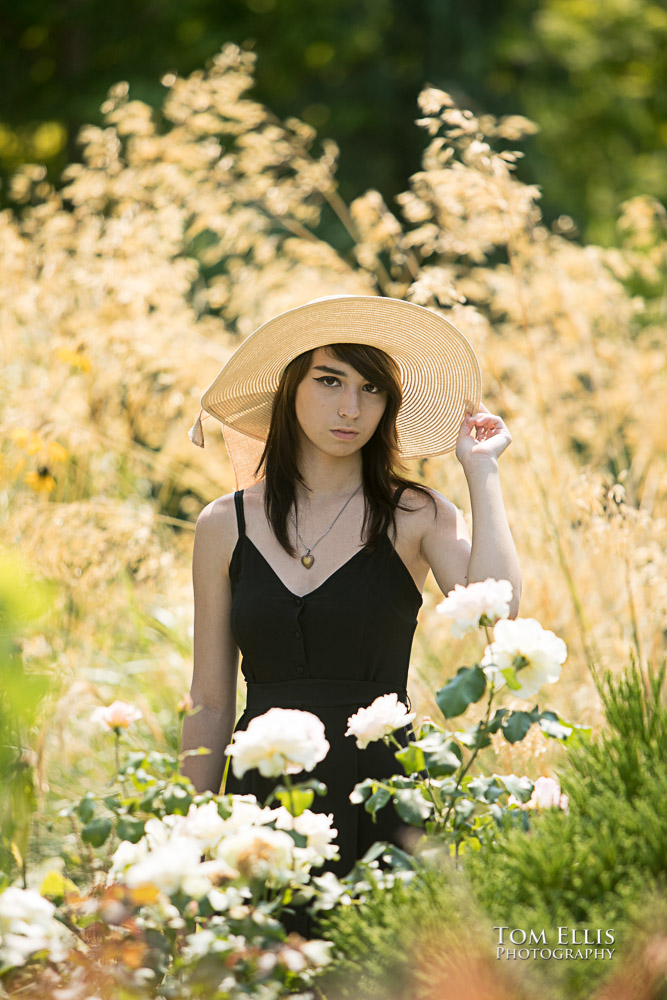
[{"x1": 181, "y1": 295, "x2": 521, "y2": 880}]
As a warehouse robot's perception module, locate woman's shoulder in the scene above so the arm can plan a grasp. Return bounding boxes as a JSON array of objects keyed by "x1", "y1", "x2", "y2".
[
  {"x1": 392, "y1": 480, "x2": 452, "y2": 510},
  {"x1": 392, "y1": 481, "x2": 461, "y2": 535},
  {"x1": 194, "y1": 491, "x2": 240, "y2": 563}
]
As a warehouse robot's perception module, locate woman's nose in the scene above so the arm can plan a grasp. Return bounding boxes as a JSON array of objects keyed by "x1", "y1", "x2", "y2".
[{"x1": 338, "y1": 388, "x2": 361, "y2": 418}]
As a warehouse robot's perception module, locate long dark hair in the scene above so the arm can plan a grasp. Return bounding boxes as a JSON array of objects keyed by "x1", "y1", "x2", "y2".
[{"x1": 253, "y1": 342, "x2": 436, "y2": 556}]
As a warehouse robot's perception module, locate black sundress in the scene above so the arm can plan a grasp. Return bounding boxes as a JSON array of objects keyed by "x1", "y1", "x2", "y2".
[{"x1": 225, "y1": 486, "x2": 423, "y2": 882}]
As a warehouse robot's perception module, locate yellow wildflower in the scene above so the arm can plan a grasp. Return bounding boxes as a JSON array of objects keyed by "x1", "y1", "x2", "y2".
[
  {"x1": 46, "y1": 441, "x2": 69, "y2": 464},
  {"x1": 24, "y1": 468, "x2": 56, "y2": 493},
  {"x1": 56, "y1": 347, "x2": 92, "y2": 372}
]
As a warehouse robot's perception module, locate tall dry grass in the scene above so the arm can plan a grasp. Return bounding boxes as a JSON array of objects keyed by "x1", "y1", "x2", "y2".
[{"x1": 1, "y1": 44, "x2": 665, "y2": 829}]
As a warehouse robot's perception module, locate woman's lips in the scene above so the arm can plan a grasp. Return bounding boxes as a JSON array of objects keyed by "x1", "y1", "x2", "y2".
[{"x1": 331, "y1": 429, "x2": 359, "y2": 440}]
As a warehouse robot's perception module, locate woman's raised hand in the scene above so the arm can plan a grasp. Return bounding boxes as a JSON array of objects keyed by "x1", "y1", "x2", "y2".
[{"x1": 455, "y1": 401, "x2": 512, "y2": 468}]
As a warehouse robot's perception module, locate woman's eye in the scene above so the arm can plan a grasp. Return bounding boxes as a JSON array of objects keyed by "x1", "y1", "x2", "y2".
[
  {"x1": 315, "y1": 376, "x2": 340, "y2": 387},
  {"x1": 364, "y1": 383, "x2": 380, "y2": 394}
]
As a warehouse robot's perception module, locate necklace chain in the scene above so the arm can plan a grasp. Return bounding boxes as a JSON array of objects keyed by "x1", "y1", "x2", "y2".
[{"x1": 289, "y1": 484, "x2": 362, "y2": 568}]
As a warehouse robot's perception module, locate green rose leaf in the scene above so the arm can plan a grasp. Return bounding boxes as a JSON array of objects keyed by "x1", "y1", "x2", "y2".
[
  {"x1": 393, "y1": 788, "x2": 433, "y2": 826},
  {"x1": 487, "y1": 708, "x2": 508, "y2": 733},
  {"x1": 116, "y1": 816, "x2": 146, "y2": 843},
  {"x1": 467, "y1": 776, "x2": 503, "y2": 803},
  {"x1": 349, "y1": 777, "x2": 376, "y2": 804},
  {"x1": 77, "y1": 794, "x2": 96, "y2": 824},
  {"x1": 395, "y1": 743, "x2": 426, "y2": 775},
  {"x1": 287, "y1": 829, "x2": 308, "y2": 848},
  {"x1": 275, "y1": 788, "x2": 314, "y2": 816},
  {"x1": 538, "y1": 712, "x2": 572, "y2": 740},
  {"x1": 539, "y1": 711, "x2": 591, "y2": 744},
  {"x1": 501, "y1": 711, "x2": 533, "y2": 743},
  {"x1": 500, "y1": 666, "x2": 521, "y2": 691},
  {"x1": 162, "y1": 785, "x2": 192, "y2": 815},
  {"x1": 390, "y1": 775, "x2": 417, "y2": 790},
  {"x1": 119, "y1": 751, "x2": 147, "y2": 776},
  {"x1": 139, "y1": 788, "x2": 160, "y2": 812},
  {"x1": 380, "y1": 844, "x2": 417, "y2": 870},
  {"x1": 423, "y1": 739, "x2": 462, "y2": 777},
  {"x1": 365, "y1": 787, "x2": 391, "y2": 817},
  {"x1": 454, "y1": 797, "x2": 476, "y2": 820},
  {"x1": 497, "y1": 773, "x2": 534, "y2": 802},
  {"x1": 81, "y1": 817, "x2": 113, "y2": 848},
  {"x1": 304, "y1": 779, "x2": 328, "y2": 798},
  {"x1": 456, "y1": 723, "x2": 491, "y2": 750},
  {"x1": 360, "y1": 841, "x2": 389, "y2": 864},
  {"x1": 436, "y1": 666, "x2": 486, "y2": 719}
]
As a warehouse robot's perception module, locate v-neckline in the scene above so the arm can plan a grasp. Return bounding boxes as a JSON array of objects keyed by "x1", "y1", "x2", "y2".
[
  {"x1": 244, "y1": 535, "x2": 369, "y2": 599},
  {"x1": 241, "y1": 534, "x2": 422, "y2": 603}
]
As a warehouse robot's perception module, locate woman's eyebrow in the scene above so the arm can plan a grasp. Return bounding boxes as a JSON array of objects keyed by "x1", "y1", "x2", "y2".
[{"x1": 313, "y1": 364, "x2": 349, "y2": 377}]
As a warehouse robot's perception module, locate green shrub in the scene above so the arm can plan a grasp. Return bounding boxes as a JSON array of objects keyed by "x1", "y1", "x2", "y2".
[
  {"x1": 314, "y1": 862, "x2": 544, "y2": 1000},
  {"x1": 317, "y1": 661, "x2": 666, "y2": 1000},
  {"x1": 465, "y1": 658, "x2": 667, "y2": 997}
]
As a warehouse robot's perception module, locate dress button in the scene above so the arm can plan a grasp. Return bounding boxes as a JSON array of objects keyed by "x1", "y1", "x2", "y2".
[
  {"x1": 296, "y1": 665, "x2": 305, "y2": 675},
  {"x1": 294, "y1": 630, "x2": 301, "y2": 639}
]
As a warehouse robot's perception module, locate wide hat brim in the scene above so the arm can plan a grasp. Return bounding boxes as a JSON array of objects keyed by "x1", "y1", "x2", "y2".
[{"x1": 200, "y1": 295, "x2": 482, "y2": 475}]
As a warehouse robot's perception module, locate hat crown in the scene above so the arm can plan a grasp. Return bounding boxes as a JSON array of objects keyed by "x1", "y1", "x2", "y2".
[{"x1": 195, "y1": 295, "x2": 482, "y2": 488}]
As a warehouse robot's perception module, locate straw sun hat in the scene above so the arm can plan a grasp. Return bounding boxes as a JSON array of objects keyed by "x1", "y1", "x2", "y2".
[{"x1": 189, "y1": 295, "x2": 482, "y2": 489}]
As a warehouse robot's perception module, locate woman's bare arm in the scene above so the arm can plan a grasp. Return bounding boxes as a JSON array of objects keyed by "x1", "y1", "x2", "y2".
[{"x1": 181, "y1": 495, "x2": 239, "y2": 794}]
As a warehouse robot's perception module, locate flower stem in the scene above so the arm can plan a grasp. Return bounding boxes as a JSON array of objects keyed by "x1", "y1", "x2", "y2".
[
  {"x1": 441, "y1": 681, "x2": 495, "y2": 832},
  {"x1": 283, "y1": 773, "x2": 297, "y2": 816}
]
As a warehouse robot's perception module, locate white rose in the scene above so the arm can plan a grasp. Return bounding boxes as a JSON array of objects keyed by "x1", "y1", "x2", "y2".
[
  {"x1": 345, "y1": 693, "x2": 415, "y2": 750},
  {"x1": 293, "y1": 810, "x2": 339, "y2": 864},
  {"x1": 181, "y1": 801, "x2": 226, "y2": 851},
  {"x1": 221, "y1": 795, "x2": 276, "y2": 832},
  {"x1": 91, "y1": 700, "x2": 142, "y2": 731},
  {"x1": 310, "y1": 870, "x2": 349, "y2": 910},
  {"x1": 183, "y1": 928, "x2": 216, "y2": 958},
  {"x1": 216, "y1": 827, "x2": 296, "y2": 884},
  {"x1": 144, "y1": 815, "x2": 184, "y2": 848},
  {"x1": 270, "y1": 805, "x2": 296, "y2": 831},
  {"x1": 435, "y1": 578, "x2": 513, "y2": 637},
  {"x1": 207, "y1": 885, "x2": 247, "y2": 912},
  {"x1": 301, "y1": 939, "x2": 334, "y2": 967},
  {"x1": 281, "y1": 947, "x2": 307, "y2": 972},
  {"x1": 123, "y1": 836, "x2": 212, "y2": 898},
  {"x1": 224, "y1": 708, "x2": 329, "y2": 779},
  {"x1": 0, "y1": 887, "x2": 70, "y2": 968},
  {"x1": 481, "y1": 618, "x2": 567, "y2": 699},
  {"x1": 109, "y1": 838, "x2": 149, "y2": 879}
]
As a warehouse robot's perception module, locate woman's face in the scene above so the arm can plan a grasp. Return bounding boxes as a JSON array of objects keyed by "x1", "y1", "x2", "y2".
[{"x1": 294, "y1": 346, "x2": 387, "y2": 458}]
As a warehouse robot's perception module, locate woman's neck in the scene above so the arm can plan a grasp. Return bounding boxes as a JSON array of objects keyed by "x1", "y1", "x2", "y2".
[{"x1": 294, "y1": 451, "x2": 363, "y2": 502}]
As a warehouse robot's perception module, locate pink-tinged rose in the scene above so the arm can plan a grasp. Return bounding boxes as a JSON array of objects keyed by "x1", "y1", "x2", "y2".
[
  {"x1": 510, "y1": 776, "x2": 569, "y2": 813},
  {"x1": 91, "y1": 700, "x2": 142, "y2": 731},
  {"x1": 530, "y1": 776, "x2": 569, "y2": 812}
]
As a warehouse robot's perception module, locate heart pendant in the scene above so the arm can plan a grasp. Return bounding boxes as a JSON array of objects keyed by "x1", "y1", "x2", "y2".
[{"x1": 301, "y1": 554, "x2": 314, "y2": 569}]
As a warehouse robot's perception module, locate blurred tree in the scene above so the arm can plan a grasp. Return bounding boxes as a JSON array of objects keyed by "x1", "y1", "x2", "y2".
[
  {"x1": 491, "y1": 0, "x2": 667, "y2": 242},
  {"x1": 1, "y1": 0, "x2": 665, "y2": 241},
  {"x1": 0, "y1": 0, "x2": 510, "y2": 213}
]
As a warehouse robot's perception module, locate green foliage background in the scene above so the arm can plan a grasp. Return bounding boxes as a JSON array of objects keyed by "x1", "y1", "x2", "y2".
[{"x1": 2, "y1": 0, "x2": 666, "y2": 242}]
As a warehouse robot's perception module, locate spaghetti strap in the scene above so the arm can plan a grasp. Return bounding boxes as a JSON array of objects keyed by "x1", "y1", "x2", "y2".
[{"x1": 233, "y1": 490, "x2": 246, "y2": 538}]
